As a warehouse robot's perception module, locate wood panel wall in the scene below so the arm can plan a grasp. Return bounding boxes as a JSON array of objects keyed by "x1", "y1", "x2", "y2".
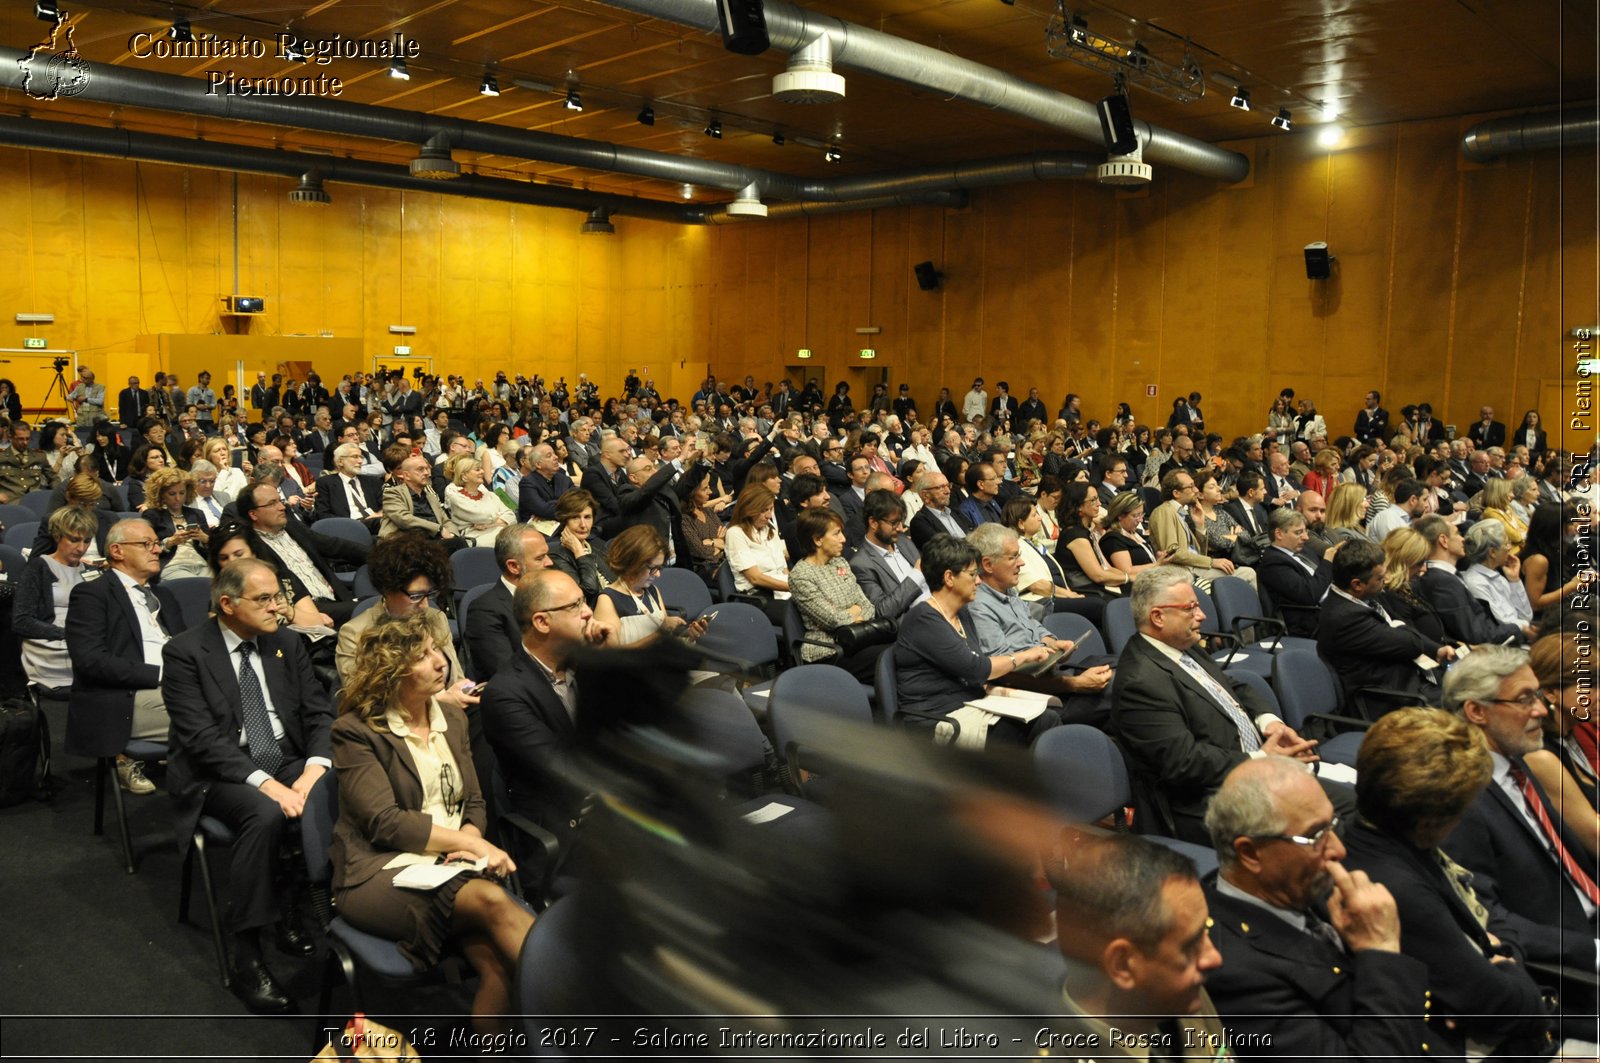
[{"x1": 707, "y1": 113, "x2": 1594, "y2": 448}]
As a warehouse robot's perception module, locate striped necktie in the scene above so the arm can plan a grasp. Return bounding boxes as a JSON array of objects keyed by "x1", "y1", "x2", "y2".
[{"x1": 1509, "y1": 763, "x2": 1600, "y2": 905}]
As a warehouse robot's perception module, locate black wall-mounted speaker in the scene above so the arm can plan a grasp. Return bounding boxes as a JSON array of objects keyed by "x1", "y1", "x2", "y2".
[
  {"x1": 1304, "y1": 242, "x2": 1332, "y2": 280},
  {"x1": 1097, "y1": 93, "x2": 1138, "y2": 156},
  {"x1": 913, "y1": 261, "x2": 942, "y2": 291},
  {"x1": 716, "y1": 0, "x2": 769, "y2": 55}
]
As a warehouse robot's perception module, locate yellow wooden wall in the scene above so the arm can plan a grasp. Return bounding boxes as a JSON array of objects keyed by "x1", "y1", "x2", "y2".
[
  {"x1": 0, "y1": 151, "x2": 713, "y2": 404},
  {"x1": 707, "y1": 113, "x2": 1593, "y2": 447}
]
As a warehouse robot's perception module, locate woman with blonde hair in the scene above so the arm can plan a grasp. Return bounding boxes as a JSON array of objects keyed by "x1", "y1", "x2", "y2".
[
  {"x1": 1478, "y1": 477, "x2": 1526, "y2": 550},
  {"x1": 331, "y1": 613, "x2": 533, "y2": 1036},
  {"x1": 143, "y1": 465, "x2": 211, "y2": 578},
  {"x1": 1323, "y1": 481, "x2": 1369, "y2": 546},
  {"x1": 724, "y1": 484, "x2": 790, "y2": 624},
  {"x1": 1378, "y1": 526, "x2": 1448, "y2": 642},
  {"x1": 443, "y1": 452, "x2": 516, "y2": 547},
  {"x1": 202, "y1": 436, "x2": 250, "y2": 502},
  {"x1": 1301, "y1": 448, "x2": 1342, "y2": 497}
]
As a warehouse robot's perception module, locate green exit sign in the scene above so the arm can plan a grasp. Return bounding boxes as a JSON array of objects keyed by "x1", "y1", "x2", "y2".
[
  {"x1": 23, "y1": 338, "x2": 46, "y2": 349},
  {"x1": 859, "y1": 348, "x2": 877, "y2": 359}
]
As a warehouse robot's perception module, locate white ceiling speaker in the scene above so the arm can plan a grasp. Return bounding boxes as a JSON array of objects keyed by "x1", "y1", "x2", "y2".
[{"x1": 773, "y1": 35, "x2": 845, "y2": 104}]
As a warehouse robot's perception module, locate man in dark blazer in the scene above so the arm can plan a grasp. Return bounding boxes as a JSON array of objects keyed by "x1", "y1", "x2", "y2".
[
  {"x1": 1353, "y1": 390, "x2": 1390, "y2": 445},
  {"x1": 162, "y1": 559, "x2": 333, "y2": 1012},
  {"x1": 64, "y1": 519, "x2": 182, "y2": 796},
  {"x1": 1201, "y1": 759, "x2": 1432, "y2": 1059},
  {"x1": 849, "y1": 489, "x2": 927, "y2": 621},
  {"x1": 1112, "y1": 566, "x2": 1321, "y2": 842},
  {"x1": 607, "y1": 452, "x2": 684, "y2": 549},
  {"x1": 1256, "y1": 509, "x2": 1331, "y2": 637},
  {"x1": 1467, "y1": 405, "x2": 1507, "y2": 450},
  {"x1": 240, "y1": 480, "x2": 365, "y2": 623},
  {"x1": 1413, "y1": 515, "x2": 1533, "y2": 645},
  {"x1": 1317, "y1": 540, "x2": 1455, "y2": 702},
  {"x1": 582, "y1": 434, "x2": 633, "y2": 532},
  {"x1": 249, "y1": 371, "x2": 278, "y2": 415},
  {"x1": 465, "y1": 525, "x2": 552, "y2": 682},
  {"x1": 312, "y1": 442, "x2": 384, "y2": 529},
  {"x1": 1443, "y1": 647, "x2": 1599, "y2": 979},
  {"x1": 907, "y1": 469, "x2": 972, "y2": 553},
  {"x1": 479, "y1": 571, "x2": 610, "y2": 884},
  {"x1": 116, "y1": 376, "x2": 150, "y2": 427}
]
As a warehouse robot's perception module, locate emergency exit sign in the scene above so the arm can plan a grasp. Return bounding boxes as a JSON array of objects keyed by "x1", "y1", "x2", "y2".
[{"x1": 23, "y1": 338, "x2": 46, "y2": 349}]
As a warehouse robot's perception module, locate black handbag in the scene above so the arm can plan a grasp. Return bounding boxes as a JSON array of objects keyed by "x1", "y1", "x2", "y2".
[{"x1": 830, "y1": 616, "x2": 897, "y2": 654}]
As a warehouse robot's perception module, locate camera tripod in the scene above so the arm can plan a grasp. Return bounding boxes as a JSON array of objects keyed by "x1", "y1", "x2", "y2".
[{"x1": 38, "y1": 358, "x2": 73, "y2": 418}]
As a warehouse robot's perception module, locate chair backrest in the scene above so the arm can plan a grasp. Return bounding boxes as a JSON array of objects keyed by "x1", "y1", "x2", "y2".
[
  {"x1": 2, "y1": 521, "x2": 38, "y2": 549},
  {"x1": 1032, "y1": 724, "x2": 1133, "y2": 823},
  {"x1": 18, "y1": 492, "x2": 55, "y2": 519},
  {"x1": 1226, "y1": 667, "x2": 1281, "y2": 717},
  {"x1": 515, "y1": 894, "x2": 581, "y2": 1051},
  {"x1": 458, "y1": 582, "x2": 494, "y2": 646},
  {"x1": 350, "y1": 565, "x2": 376, "y2": 599},
  {"x1": 1207, "y1": 575, "x2": 1260, "y2": 637},
  {"x1": 872, "y1": 646, "x2": 900, "y2": 725},
  {"x1": 300, "y1": 770, "x2": 339, "y2": 888},
  {"x1": 161, "y1": 576, "x2": 215, "y2": 631},
  {"x1": 0, "y1": 503, "x2": 37, "y2": 529},
  {"x1": 451, "y1": 546, "x2": 499, "y2": 592},
  {"x1": 769, "y1": 664, "x2": 875, "y2": 768},
  {"x1": 311, "y1": 516, "x2": 373, "y2": 551},
  {"x1": 1102, "y1": 597, "x2": 1136, "y2": 654},
  {"x1": 0, "y1": 543, "x2": 24, "y2": 578},
  {"x1": 1140, "y1": 486, "x2": 1163, "y2": 512},
  {"x1": 300, "y1": 451, "x2": 325, "y2": 476},
  {"x1": 1271, "y1": 648, "x2": 1340, "y2": 730},
  {"x1": 779, "y1": 599, "x2": 809, "y2": 667},
  {"x1": 713, "y1": 559, "x2": 737, "y2": 602},
  {"x1": 1193, "y1": 585, "x2": 1222, "y2": 636},
  {"x1": 694, "y1": 600, "x2": 779, "y2": 670},
  {"x1": 1042, "y1": 612, "x2": 1106, "y2": 659},
  {"x1": 352, "y1": 595, "x2": 382, "y2": 619},
  {"x1": 675, "y1": 687, "x2": 770, "y2": 778},
  {"x1": 655, "y1": 567, "x2": 713, "y2": 618}
]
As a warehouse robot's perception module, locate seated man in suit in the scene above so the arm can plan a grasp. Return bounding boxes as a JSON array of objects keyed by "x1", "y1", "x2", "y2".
[
  {"x1": 1050, "y1": 833, "x2": 1228, "y2": 1049},
  {"x1": 479, "y1": 570, "x2": 614, "y2": 884},
  {"x1": 1147, "y1": 469, "x2": 1240, "y2": 591},
  {"x1": 380, "y1": 451, "x2": 467, "y2": 554},
  {"x1": 1256, "y1": 509, "x2": 1332, "y2": 637},
  {"x1": 956, "y1": 462, "x2": 1003, "y2": 529},
  {"x1": 1442, "y1": 646, "x2": 1600, "y2": 979},
  {"x1": 517, "y1": 443, "x2": 572, "y2": 525},
  {"x1": 240, "y1": 481, "x2": 364, "y2": 624},
  {"x1": 849, "y1": 489, "x2": 928, "y2": 621},
  {"x1": 162, "y1": 558, "x2": 334, "y2": 1011},
  {"x1": 1413, "y1": 515, "x2": 1534, "y2": 645},
  {"x1": 1317, "y1": 539, "x2": 1455, "y2": 703},
  {"x1": 64, "y1": 518, "x2": 182, "y2": 796},
  {"x1": 1202, "y1": 758, "x2": 1431, "y2": 1058},
  {"x1": 465, "y1": 523, "x2": 553, "y2": 682},
  {"x1": 312, "y1": 442, "x2": 383, "y2": 530},
  {"x1": 582, "y1": 433, "x2": 635, "y2": 531},
  {"x1": 907, "y1": 469, "x2": 971, "y2": 552},
  {"x1": 1112, "y1": 566, "x2": 1325, "y2": 843}
]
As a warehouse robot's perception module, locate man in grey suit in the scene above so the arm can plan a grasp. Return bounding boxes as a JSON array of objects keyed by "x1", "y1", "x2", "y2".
[{"x1": 848, "y1": 489, "x2": 927, "y2": 620}]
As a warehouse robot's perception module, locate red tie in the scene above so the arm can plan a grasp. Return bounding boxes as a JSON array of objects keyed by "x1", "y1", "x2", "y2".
[{"x1": 1510, "y1": 763, "x2": 1600, "y2": 906}]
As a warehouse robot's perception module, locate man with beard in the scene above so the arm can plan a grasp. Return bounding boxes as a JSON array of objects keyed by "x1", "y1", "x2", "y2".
[{"x1": 1201, "y1": 758, "x2": 1431, "y2": 1057}]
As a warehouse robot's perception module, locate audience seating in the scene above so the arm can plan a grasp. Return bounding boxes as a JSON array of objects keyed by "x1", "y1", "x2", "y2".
[
  {"x1": 514, "y1": 895, "x2": 582, "y2": 1053},
  {"x1": 0, "y1": 543, "x2": 25, "y2": 576},
  {"x1": 3, "y1": 521, "x2": 38, "y2": 549},
  {"x1": 18, "y1": 491, "x2": 54, "y2": 519},
  {"x1": 0, "y1": 502, "x2": 37, "y2": 529},
  {"x1": 310, "y1": 517, "x2": 373, "y2": 553},
  {"x1": 449, "y1": 547, "x2": 498, "y2": 609},
  {"x1": 768, "y1": 664, "x2": 875, "y2": 801},
  {"x1": 161, "y1": 577, "x2": 215, "y2": 631},
  {"x1": 655, "y1": 567, "x2": 713, "y2": 619},
  {"x1": 1102, "y1": 598, "x2": 1136, "y2": 655},
  {"x1": 350, "y1": 566, "x2": 375, "y2": 599},
  {"x1": 694, "y1": 601, "x2": 780, "y2": 676},
  {"x1": 1208, "y1": 575, "x2": 1316, "y2": 665},
  {"x1": 352, "y1": 596, "x2": 381, "y2": 619},
  {"x1": 176, "y1": 815, "x2": 237, "y2": 987},
  {"x1": 1269, "y1": 649, "x2": 1370, "y2": 766}
]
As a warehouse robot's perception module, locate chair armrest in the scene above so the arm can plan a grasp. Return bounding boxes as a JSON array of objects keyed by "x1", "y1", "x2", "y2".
[
  {"x1": 499, "y1": 811, "x2": 561, "y2": 905},
  {"x1": 1304, "y1": 712, "x2": 1373, "y2": 737},
  {"x1": 1229, "y1": 613, "x2": 1287, "y2": 643},
  {"x1": 1350, "y1": 685, "x2": 1423, "y2": 722},
  {"x1": 896, "y1": 705, "x2": 959, "y2": 740}
]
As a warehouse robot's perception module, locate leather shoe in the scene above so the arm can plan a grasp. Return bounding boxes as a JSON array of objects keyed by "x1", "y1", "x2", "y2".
[
  {"x1": 231, "y1": 958, "x2": 293, "y2": 1014},
  {"x1": 275, "y1": 921, "x2": 314, "y2": 957}
]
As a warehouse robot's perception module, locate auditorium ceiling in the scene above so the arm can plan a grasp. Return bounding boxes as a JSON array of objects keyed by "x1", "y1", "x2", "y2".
[{"x1": 0, "y1": 0, "x2": 1590, "y2": 204}]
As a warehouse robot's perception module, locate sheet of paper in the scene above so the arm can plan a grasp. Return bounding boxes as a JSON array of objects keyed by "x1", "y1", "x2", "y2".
[{"x1": 742, "y1": 802, "x2": 794, "y2": 824}]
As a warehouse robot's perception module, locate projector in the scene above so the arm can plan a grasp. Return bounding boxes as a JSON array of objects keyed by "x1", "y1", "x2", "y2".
[{"x1": 224, "y1": 296, "x2": 265, "y2": 314}]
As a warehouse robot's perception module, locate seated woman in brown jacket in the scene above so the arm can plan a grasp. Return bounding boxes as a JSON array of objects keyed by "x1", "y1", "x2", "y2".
[{"x1": 330, "y1": 613, "x2": 533, "y2": 1035}]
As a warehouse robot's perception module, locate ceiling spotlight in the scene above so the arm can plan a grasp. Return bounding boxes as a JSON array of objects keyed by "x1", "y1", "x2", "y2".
[
  {"x1": 288, "y1": 173, "x2": 330, "y2": 205},
  {"x1": 637, "y1": 104, "x2": 655, "y2": 126},
  {"x1": 170, "y1": 16, "x2": 193, "y2": 42},
  {"x1": 388, "y1": 56, "x2": 409, "y2": 80},
  {"x1": 1126, "y1": 42, "x2": 1149, "y2": 70},
  {"x1": 282, "y1": 39, "x2": 307, "y2": 62},
  {"x1": 1229, "y1": 87, "x2": 1251, "y2": 111},
  {"x1": 771, "y1": 132, "x2": 785, "y2": 146},
  {"x1": 1271, "y1": 108, "x2": 1292, "y2": 131},
  {"x1": 824, "y1": 147, "x2": 842, "y2": 163},
  {"x1": 704, "y1": 119, "x2": 722, "y2": 139},
  {"x1": 580, "y1": 208, "x2": 615, "y2": 236},
  {"x1": 564, "y1": 89, "x2": 583, "y2": 111},
  {"x1": 479, "y1": 73, "x2": 499, "y2": 97},
  {"x1": 1316, "y1": 124, "x2": 1345, "y2": 148},
  {"x1": 34, "y1": 0, "x2": 61, "y2": 23},
  {"x1": 1067, "y1": 13, "x2": 1088, "y2": 45}
]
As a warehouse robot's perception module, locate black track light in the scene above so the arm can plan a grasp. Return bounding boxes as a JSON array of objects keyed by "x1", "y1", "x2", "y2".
[
  {"x1": 637, "y1": 104, "x2": 655, "y2": 126},
  {"x1": 771, "y1": 132, "x2": 785, "y2": 146},
  {"x1": 170, "y1": 15, "x2": 193, "y2": 42},
  {"x1": 479, "y1": 73, "x2": 499, "y2": 97},
  {"x1": 1229, "y1": 86, "x2": 1251, "y2": 111},
  {"x1": 1271, "y1": 107, "x2": 1292, "y2": 132},
  {"x1": 34, "y1": 0, "x2": 61, "y2": 23},
  {"x1": 704, "y1": 119, "x2": 722, "y2": 139},
  {"x1": 565, "y1": 89, "x2": 583, "y2": 111},
  {"x1": 388, "y1": 56, "x2": 409, "y2": 80},
  {"x1": 824, "y1": 147, "x2": 842, "y2": 163},
  {"x1": 1067, "y1": 14, "x2": 1088, "y2": 45},
  {"x1": 282, "y1": 39, "x2": 307, "y2": 62}
]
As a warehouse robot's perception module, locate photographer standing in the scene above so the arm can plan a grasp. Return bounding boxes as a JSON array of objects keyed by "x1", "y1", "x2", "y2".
[{"x1": 67, "y1": 365, "x2": 105, "y2": 427}]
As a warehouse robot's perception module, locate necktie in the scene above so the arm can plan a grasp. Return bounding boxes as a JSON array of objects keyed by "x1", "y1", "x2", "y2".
[
  {"x1": 1509, "y1": 764, "x2": 1600, "y2": 904},
  {"x1": 1303, "y1": 908, "x2": 1344, "y2": 952},
  {"x1": 1242, "y1": 506, "x2": 1258, "y2": 535},
  {"x1": 202, "y1": 496, "x2": 221, "y2": 522},
  {"x1": 236, "y1": 642, "x2": 283, "y2": 776},
  {"x1": 1175, "y1": 653, "x2": 1261, "y2": 752},
  {"x1": 137, "y1": 584, "x2": 163, "y2": 629},
  {"x1": 346, "y1": 477, "x2": 372, "y2": 518}
]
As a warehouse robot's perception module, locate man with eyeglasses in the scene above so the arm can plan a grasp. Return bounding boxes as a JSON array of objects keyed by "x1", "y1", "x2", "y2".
[
  {"x1": 380, "y1": 452, "x2": 467, "y2": 555},
  {"x1": 1201, "y1": 758, "x2": 1431, "y2": 1058},
  {"x1": 850, "y1": 489, "x2": 928, "y2": 622},
  {"x1": 241, "y1": 481, "x2": 363, "y2": 624},
  {"x1": 1148, "y1": 469, "x2": 1238, "y2": 591},
  {"x1": 908, "y1": 471, "x2": 972, "y2": 553},
  {"x1": 162, "y1": 557, "x2": 334, "y2": 1012},
  {"x1": 64, "y1": 519, "x2": 183, "y2": 797},
  {"x1": 481, "y1": 570, "x2": 615, "y2": 888},
  {"x1": 1443, "y1": 645, "x2": 1600, "y2": 982},
  {"x1": 1112, "y1": 566, "x2": 1331, "y2": 844},
  {"x1": 1317, "y1": 539, "x2": 1455, "y2": 704}
]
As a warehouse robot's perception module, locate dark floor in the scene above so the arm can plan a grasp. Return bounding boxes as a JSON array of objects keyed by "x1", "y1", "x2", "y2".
[{"x1": 0, "y1": 697, "x2": 482, "y2": 1061}]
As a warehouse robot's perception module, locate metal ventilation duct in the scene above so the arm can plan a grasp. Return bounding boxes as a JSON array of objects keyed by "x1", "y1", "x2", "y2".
[
  {"x1": 592, "y1": 0, "x2": 1250, "y2": 183},
  {"x1": 1460, "y1": 106, "x2": 1600, "y2": 162}
]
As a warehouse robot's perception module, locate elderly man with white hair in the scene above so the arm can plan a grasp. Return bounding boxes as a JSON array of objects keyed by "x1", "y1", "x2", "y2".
[{"x1": 1459, "y1": 518, "x2": 1535, "y2": 629}]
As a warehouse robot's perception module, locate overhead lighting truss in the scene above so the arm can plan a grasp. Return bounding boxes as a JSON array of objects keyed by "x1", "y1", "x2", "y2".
[{"x1": 1045, "y1": 3, "x2": 1205, "y2": 103}]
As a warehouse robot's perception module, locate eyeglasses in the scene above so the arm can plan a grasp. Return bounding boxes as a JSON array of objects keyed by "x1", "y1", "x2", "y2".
[
  {"x1": 119, "y1": 540, "x2": 161, "y2": 551},
  {"x1": 403, "y1": 588, "x2": 440, "y2": 604},
  {"x1": 240, "y1": 592, "x2": 280, "y2": 608},
  {"x1": 439, "y1": 760, "x2": 463, "y2": 818},
  {"x1": 1489, "y1": 691, "x2": 1552, "y2": 710},
  {"x1": 538, "y1": 598, "x2": 586, "y2": 615},
  {"x1": 1253, "y1": 815, "x2": 1341, "y2": 851},
  {"x1": 1153, "y1": 601, "x2": 1204, "y2": 614}
]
